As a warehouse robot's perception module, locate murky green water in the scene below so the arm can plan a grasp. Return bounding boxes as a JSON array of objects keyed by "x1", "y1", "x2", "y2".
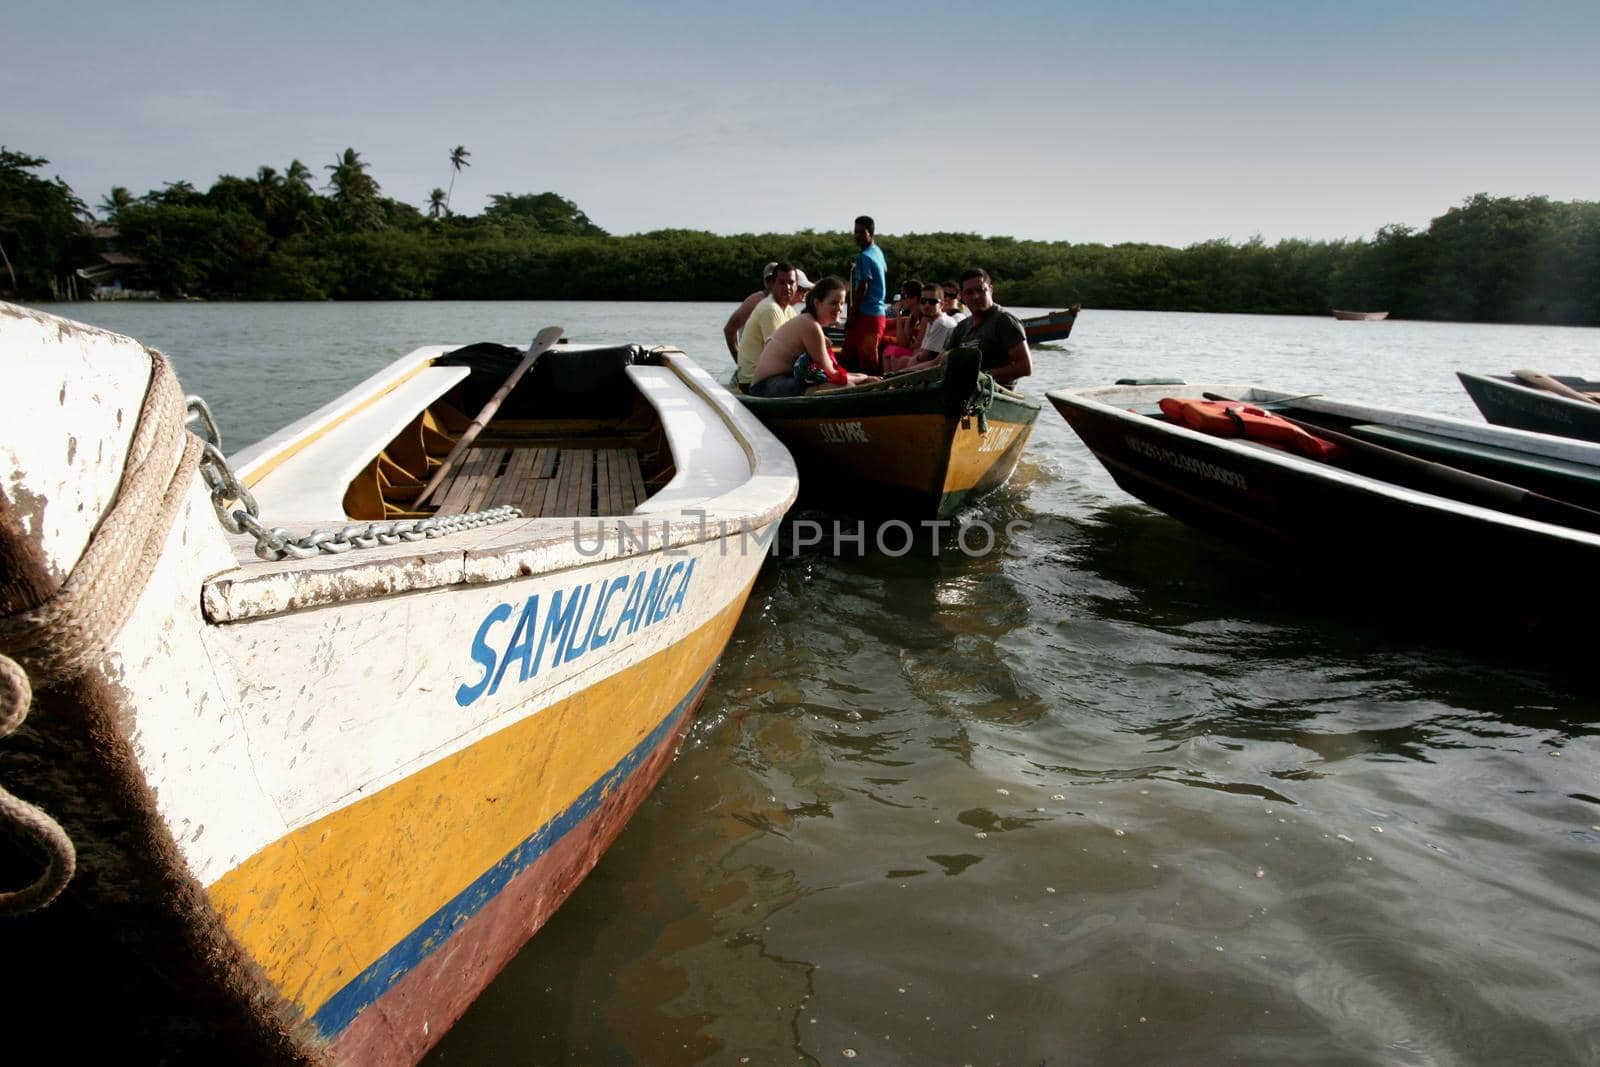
[{"x1": 55, "y1": 302, "x2": 1600, "y2": 1064}]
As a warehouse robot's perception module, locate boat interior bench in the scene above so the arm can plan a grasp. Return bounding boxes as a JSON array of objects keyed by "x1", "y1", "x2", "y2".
[
  {"x1": 427, "y1": 364, "x2": 750, "y2": 518},
  {"x1": 431, "y1": 445, "x2": 648, "y2": 517}
]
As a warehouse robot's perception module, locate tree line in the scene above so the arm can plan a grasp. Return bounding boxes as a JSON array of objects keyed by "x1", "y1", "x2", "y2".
[{"x1": 3, "y1": 145, "x2": 1598, "y2": 325}]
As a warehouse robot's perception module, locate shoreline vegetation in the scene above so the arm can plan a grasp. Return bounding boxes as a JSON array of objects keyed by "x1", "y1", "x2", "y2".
[{"x1": 3, "y1": 146, "x2": 1598, "y2": 325}]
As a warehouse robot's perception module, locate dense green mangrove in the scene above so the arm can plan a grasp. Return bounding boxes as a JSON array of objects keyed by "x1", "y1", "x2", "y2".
[{"x1": 3, "y1": 146, "x2": 1598, "y2": 324}]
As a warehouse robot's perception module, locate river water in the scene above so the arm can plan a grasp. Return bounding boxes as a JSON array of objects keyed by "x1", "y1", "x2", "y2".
[{"x1": 50, "y1": 302, "x2": 1600, "y2": 1065}]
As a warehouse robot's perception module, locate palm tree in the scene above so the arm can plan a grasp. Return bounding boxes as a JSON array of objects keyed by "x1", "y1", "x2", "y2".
[
  {"x1": 324, "y1": 148, "x2": 376, "y2": 204},
  {"x1": 445, "y1": 145, "x2": 471, "y2": 211},
  {"x1": 427, "y1": 187, "x2": 448, "y2": 220},
  {"x1": 285, "y1": 159, "x2": 314, "y2": 192},
  {"x1": 155, "y1": 180, "x2": 200, "y2": 206},
  {"x1": 99, "y1": 186, "x2": 135, "y2": 219}
]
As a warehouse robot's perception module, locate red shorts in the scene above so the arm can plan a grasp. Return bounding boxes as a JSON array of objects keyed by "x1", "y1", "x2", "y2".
[{"x1": 843, "y1": 315, "x2": 885, "y2": 373}]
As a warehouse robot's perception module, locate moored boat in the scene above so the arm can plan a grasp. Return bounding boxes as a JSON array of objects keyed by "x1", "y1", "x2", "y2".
[
  {"x1": 1047, "y1": 381, "x2": 1600, "y2": 592},
  {"x1": 736, "y1": 347, "x2": 1040, "y2": 518},
  {"x1": 1332, "y1": 309, "x2": 1389, "y2": 320},
  {"x1": 0, "y1": 303, "x2": 796, "y2": 1062},
  {"x1": 1458, "y1": 370, "x2": 1600, "y2": 443},
  {"x1": 1019, "y1": 305, "x2": 1081, "y2": 343}
]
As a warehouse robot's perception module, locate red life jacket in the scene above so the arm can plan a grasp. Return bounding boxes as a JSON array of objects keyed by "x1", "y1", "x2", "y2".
[{"x1": 1157, "y1": 398, "x2": 1343, "y2": 461}]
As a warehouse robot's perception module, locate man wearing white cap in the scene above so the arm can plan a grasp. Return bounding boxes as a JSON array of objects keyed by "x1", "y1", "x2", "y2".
[
  {"x1": 736, "y1": 262, "x2": 800, "y2": 388},
  {"x1": 791, "y1": 266, "x2": 815, "y2": 306}
]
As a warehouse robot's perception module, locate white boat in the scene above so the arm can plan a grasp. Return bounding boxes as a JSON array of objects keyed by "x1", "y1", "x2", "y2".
[{"x1": 0, "y1": 302, "x2": 795, "y2": 1062}]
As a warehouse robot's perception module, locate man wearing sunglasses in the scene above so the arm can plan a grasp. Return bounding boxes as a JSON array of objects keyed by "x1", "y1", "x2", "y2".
[
  {"x1": 913, "y1": 283, "x2": 959, "y2": 362},
  {"x1": 941, "y1": 282, "x2": 968, "y2": 321},
  {"x1": 883, "y1": 282, "x2": 959, "y2": 373},
  {"x1": 946, "y1": 268, "x2": 1032, "y2": 386}
]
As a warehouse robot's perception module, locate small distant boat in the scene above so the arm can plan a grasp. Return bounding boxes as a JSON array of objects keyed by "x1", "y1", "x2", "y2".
[
  {"x1": 1459, "y1": 370, "x2": 1600, "y2": 444},
  {"x1": 736, "y1": 347, "x2": 1040, "y2": 518},
  {"x1": 1047, "y1": 381, "x2": 1600, "y2": 589},
  {"x1": 1020, "y1": 305, "x2": 1081, "y2": 343},
  {"x1": 0, "y1": 302, "x2": 795, "y2": 1062},
  {"x1": 1332, "y1": 309, "x2": 1389, "y2": 321}
]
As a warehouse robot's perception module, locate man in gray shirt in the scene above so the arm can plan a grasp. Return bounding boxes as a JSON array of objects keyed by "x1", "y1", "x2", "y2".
[{"x1": 946, "y1": 268, "x2": 1033, "y2": 386}]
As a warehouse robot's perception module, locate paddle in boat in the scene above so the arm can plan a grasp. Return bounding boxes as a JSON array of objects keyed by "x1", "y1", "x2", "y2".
[
  {"x1": 1458, "y1": 369, "x2": 1600, "y2": 444},
  {"x1": 1019, "y1": 305, "x2": 1082, "y2": 344},
  {"x1": 0, "y1": 302, "x2": 796, "y2": 1063},
  {"x1": 1047, "y1": 381, "x2": 1600, "y2": 594},
  {"x1": 736, "y1": 346, "x2": 1041, "y2": 518}
]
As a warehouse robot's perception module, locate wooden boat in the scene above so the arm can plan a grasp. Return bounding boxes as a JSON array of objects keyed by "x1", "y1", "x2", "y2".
[
  {"x1": 1458, "y1": 370, "x2": 1600, "y2": 443},
  {"x1": 1019, "y1": 305, "x2": 1081, "y2": 343},
  {"x1": 1332, "y1": 309, "x2": 1389, "y2": 320},
  {"x1": 825, "y1": 305, "x2": 1081, "y2": 348},
  {"x1": 0, "y1": 302, "x2": 795, "y2": 1062},
  {"x1": 736, "y1": 347, "x2": 1040, "y2": 518},
  {"x1": 1046, "y1": 381, "x2": 1600, "y2": 585}
]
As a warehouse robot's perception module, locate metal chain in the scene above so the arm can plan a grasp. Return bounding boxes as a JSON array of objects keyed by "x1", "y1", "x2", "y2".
[
  {"x1": 183, "y1": 397, "x2": 521, "y2": 562},
  {"x1": 187, "y1": 396, "x2": 260, "y2": 534}
]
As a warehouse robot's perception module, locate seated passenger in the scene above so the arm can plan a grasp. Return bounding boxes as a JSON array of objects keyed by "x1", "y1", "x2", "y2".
[
  {"x1": 880, "y1": 277, "x2": 925, "y2": 363},
  {"x1": 748, "y1": 277, "x2": 881, "y2": 397},
  {"x1": 735, "y1": 262, "x2": 800, "y2": 388},
  {"x1": 941, "y1": 280, "x2": 968, "y2": 321},
  {"x1": 946, "y1": 268, "x2": 1032, "y2": 386},
  {"x1": 883, "y1": 283, "x2": 959, "y2": 373},
  {"x1": 792, "y1": 268, "x2": 814, "y2": 306},
  {"x1": 723, "y1": 261, "x2": 779, "y2": 360}
]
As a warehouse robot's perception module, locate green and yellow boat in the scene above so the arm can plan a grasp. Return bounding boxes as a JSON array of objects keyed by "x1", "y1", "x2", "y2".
[{"x1": 736, "y1": 347, "x2": 1040, "y2": 518}]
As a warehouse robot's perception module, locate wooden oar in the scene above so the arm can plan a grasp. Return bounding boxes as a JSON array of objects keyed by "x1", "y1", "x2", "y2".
[
  {"x1": 1512, "y1": 369, "x2": 1600, "y2": 405},
  {"x1": 1204, "y1": 394, "x2": 1600, "y2": 535},
  {"x1": 413, "y1": 326, "x2": 564, "y2": 508}
]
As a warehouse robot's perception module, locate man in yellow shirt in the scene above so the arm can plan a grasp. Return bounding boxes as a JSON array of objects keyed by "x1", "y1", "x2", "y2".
[{"x1": 736, "y1": 263, "x2": 801, "y2": 388}]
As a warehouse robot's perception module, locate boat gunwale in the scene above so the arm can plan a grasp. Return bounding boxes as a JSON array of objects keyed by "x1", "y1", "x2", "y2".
[
  {"x1": 736, "y1": 349, "x2": 1042, "y2": 423},
  {"x1": 1458, "y1": 370, "x2": 1600, "y2": 419},
  {"x1": 202, "y1": 347, "x2": 797, "y2": 623}
]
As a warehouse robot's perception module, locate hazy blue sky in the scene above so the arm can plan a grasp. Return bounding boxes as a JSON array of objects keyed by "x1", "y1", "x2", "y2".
[{"x1": 7, "y1": 1, "x2": 1597, "y2": 246}]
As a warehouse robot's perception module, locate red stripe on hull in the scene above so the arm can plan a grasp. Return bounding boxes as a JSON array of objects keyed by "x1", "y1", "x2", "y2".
[{"x1": 326, "y1": 678, "x2": 710, "y2": 1064}]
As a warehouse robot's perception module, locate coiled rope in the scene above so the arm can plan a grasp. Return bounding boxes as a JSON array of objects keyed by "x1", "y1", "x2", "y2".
[
  {"x1": 0, "y1": 352, "x2": 199, "y2": 912},
  {"x1": 0, "y1": 654, "x2": 74, "y2": 914},
  {"x1": 966, "y1": 372, "x2": 997, "y2": 434}
]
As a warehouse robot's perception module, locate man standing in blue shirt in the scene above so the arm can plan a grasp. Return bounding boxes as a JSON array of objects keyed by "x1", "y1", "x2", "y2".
[{"x1": 844, "y1": 215, "x2": 887, "y2": 373}]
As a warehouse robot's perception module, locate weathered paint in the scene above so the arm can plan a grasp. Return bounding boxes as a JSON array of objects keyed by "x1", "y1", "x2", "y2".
[
  {"x1": 758, "y1": 409, "x2": 1037, "y2": 518},
  {"x1": 738, "y1": 347, "x2": 1042, "y2": 518},
  {"x1": 326, "y1": 667, "x2": 712, "y2": 1063},
  {"x1": 0, "y1": 303, "x2": 171, "y2": 583},
  {"x1": 202, "y1": 584, "x2": 752, "y2": 1020},
  {"x1": 180, "y1": 534, "x2": 757, "y2": 885},
  {"x1": 0, "y1": 304, "x2": 798, "y2": 1064}
]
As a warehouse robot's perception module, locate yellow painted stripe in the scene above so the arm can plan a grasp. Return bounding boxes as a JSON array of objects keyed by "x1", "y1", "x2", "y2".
[
  {"x1": 241, "y1": 361, "x2": 438, "y2": 488},
  {"x1": 205, "y1": 588, "x2": 750, "y2": 1015}
]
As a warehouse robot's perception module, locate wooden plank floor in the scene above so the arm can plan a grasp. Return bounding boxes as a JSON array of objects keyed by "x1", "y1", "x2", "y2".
[{"x1": 429, "y1": 446, "x2": 646, "y2": 517}]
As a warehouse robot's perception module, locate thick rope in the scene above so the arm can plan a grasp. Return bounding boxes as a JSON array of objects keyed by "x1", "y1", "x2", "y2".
[
  {"x1": 0, "y1": 353, "x2": 202, "y2": 682},
  {"x1": 0, "y1": 654, "x2": 75, "y2": 914},
  {"x1": 967, "y1": 372, "x2": 996, "y2": 434},
  {"x1": 0, "y1": 351, "x2": 198, "y2": 913}
]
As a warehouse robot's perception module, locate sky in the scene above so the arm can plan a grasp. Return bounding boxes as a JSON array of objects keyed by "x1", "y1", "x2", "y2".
[{"x1": 7, "y1": 0, "x2": 1598, "y2": 247}]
